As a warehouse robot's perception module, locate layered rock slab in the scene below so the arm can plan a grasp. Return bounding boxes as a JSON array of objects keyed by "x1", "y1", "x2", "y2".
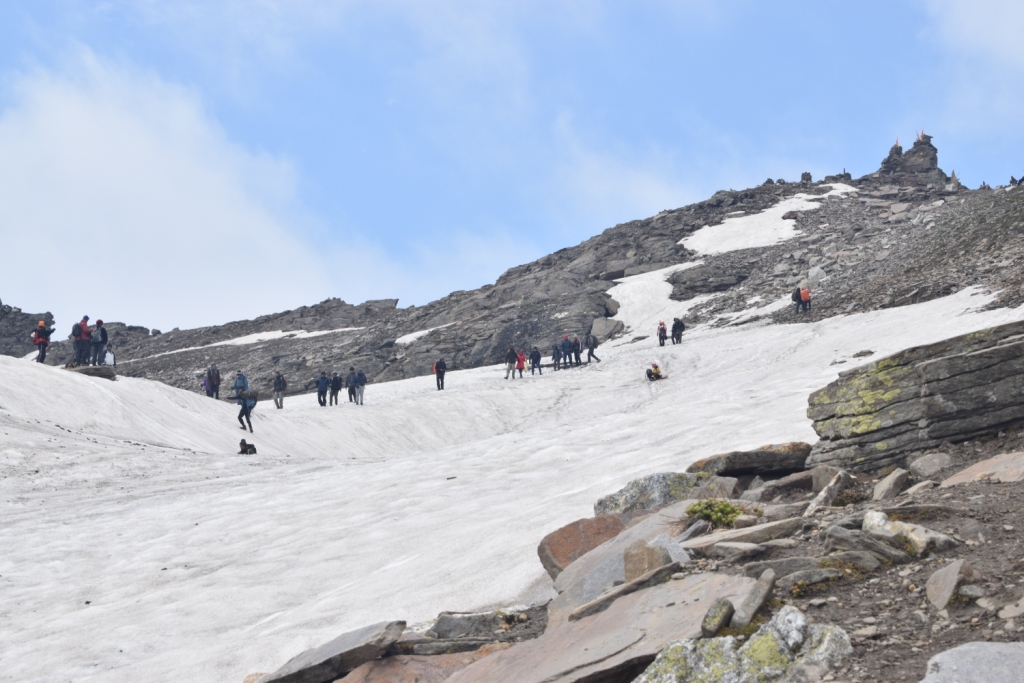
[
  {"x1": 338, "y1": 643, "x2": 511, "y2": 683},
  {"x1": 259, "y1": 621, "x2": 405, "y2": 683},
  {"x1": 444, "y1": 573, "x2": 756, "y2": 683},
  {"x1": 537, "y1": 514, "x2": 628, "y2": 580}
]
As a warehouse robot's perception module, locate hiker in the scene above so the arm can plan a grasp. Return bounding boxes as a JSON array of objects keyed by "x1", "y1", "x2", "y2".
[
  {"x1": 791, "y1": 287, "x2": 803, "y2": 314},
  {"x1": 346, "y1": 367, "x2": 358, "y2": 402},
  {"x1": 273, "y1": 371, "x2": 288, "y2": 409},
  {"x1": 329, "y1": 372, "x2": 342, "y2": 406},
  {"x1": 207, "y1": 365, "x2": 222, "y2": 399},
  {"x1": 515, "y1": 349, "x2": 526, "y2": 378},
  {"x1": 585, "y1": 333, "x2": 601, "y2": 363},
  {"x1": 671, "y1": 318, "x2": 685, "y2": 344},
  {"x1": 435, "y1": 357, "x2": 447, "y2": 390},
  {"x1": 104, "y1": 344, "x2": 116, "y2": 367},
  {"x1": 646, "y1": 362, "x2": 664, "y2": 381},
  {"x1": 800, "y1": 287, "x2": 812, "y2": 313},
  {"x1": 560, "y1": 335, "x2": 573, "y2": 368},
  {"x1": 31, "y1": 321, "x2": 52, "y2": 363},
  {"x1": 504, "y1": 347, "x2": 518, "y2": 379},
  {"x1": 314, "y1": 371, "x2": 329, "y2": 407},
  {"x1": 90, "y1": 320, "x2": 108, "y2": 365},
  {"x1": 551, "y1": 344, "x2": 562, "y2": 371},
  {"x1": 355, "y1": 369, "x2": 367, "y2": 405},
  {"x1": 657, "y1": 321, "x2": 668, "y2": 347},
  {"x1": 572, "y1": 336, "x2": 583, "y2": 367},
  {"x1": 529, "y1": 347, "x2": 542, "y2": 375},
  {"x1": 238, "y1": 439, "x2": 257, "y2": 455},
  {"x1": 72, "y1": 316, "x2": 91, "y2": 365},
  {"x1": 233, "y1": 371, "x2": 255, "y2": 432}
]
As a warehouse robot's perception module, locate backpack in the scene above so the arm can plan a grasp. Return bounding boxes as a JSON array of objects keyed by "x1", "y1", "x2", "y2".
[
  {"x1": 90, "y1": 328, "x2": 103, "y2": 343},
  {"x1": 800, "y1": 289, "x2": 811, "y2": 302},
  {"x1": 791, "y1": 289, "x2": 801, "y2": 302},
  {"x1": 71, "y1": 322, "x2": 81, "y2": 338}
]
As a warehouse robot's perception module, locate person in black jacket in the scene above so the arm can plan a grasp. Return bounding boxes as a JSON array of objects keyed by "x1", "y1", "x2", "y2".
[
  {"x1": 207, "y1": 364, "x2": 221, "y2": 399},
  {"x1": 90, "y1": 320, "x2": 109, "y2": 365},
  {"x1": 345, "y1": 367, "x2": 358, "y2": 402},
  {"x1": 314, "y1": 371, "x2": 330, "y2": 407},
  {"x1": 273, "y1": 371, "x2": 288, "y2": 409},
  {"x1": 572, "y1": 336, "x2": 583, "y2": 367},
  {"x1": 329, "y1": 372, "x2": 343, "y2": 406},
  {"x1": 504, "y1": 348, "x2": 518, "y2": 379},
  {"x1": 551, "y1": 344, "x2": 562, "y2": 371},
  {"x1": 435, "y1": 357, "x2": 447, "y2": 390},
  {"x1": 671, "y1": 318, "x2": 685, "y2": 344},
  {"x1": 238, "y1": 439, "x2": 257, "y2": 455},
  {"x1": 529, "y1": 347, "x2": 542, "y2": 375},
  {"x1": 559, "y1": 335, "x2": 573, "y2": 369},
  {"x1": 585, "y1": 334, "x2": 600, "y2": 363}
]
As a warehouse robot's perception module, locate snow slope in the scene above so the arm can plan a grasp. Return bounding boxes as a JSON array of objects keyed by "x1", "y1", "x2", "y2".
[{"x1": 3, "y1": 285, "x2": 1024, "y2": 683}]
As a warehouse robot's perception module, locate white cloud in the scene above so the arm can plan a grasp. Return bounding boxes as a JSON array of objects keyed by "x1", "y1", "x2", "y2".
[
  {"x1": 923, "y1": 0, "x2": 1024, "y2": 70},
  {"x1": 0, "y1": 50, "x2": 332, "y2": 331}
]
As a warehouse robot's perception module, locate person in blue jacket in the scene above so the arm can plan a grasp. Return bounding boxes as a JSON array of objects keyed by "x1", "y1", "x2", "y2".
[
  {"x1": 314, "y1": 371, "x2": 330, "y2": 407},
  {"x1": 233, "y1": 371, "x2": 255, "y2": 432},
  {"x1": 345, "y1": 367, "x2": 359, "y2": 403},
  {"x1": 560, "y1": 335, "x2": 574, "y2": 369}
]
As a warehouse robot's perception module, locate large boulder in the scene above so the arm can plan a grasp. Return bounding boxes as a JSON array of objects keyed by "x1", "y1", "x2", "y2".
[
  {"x1": 259, "y1": 621, "x2": 405, "y2": 683},
  {"x1": 594, "y1": 473, "x2": 705, "y2": 515},
  {"x1": 633, "y1": 606, "x2": 851, "y2": 683},
  {"x1": 339, "y1": 644, "x2": 511, "y2": 683},
  {"x1": 807, "y1": 320, "x2": 1024, "y2": 471},
  {"x1": 444, "y1": 573, "x2": 757, "y2": 683},
  {"x1": 537, "y1": 514, "x2": 627, "y2": 580},
  {"x1": 917, "y1": 642, "x2": 1024, "y2": 682},
  {"x1": 686, "y1": 442, "x2": 812, "y2": 477},
  {"x1": 941, "y1": 451, "x2": 1024, "y2": 487}
]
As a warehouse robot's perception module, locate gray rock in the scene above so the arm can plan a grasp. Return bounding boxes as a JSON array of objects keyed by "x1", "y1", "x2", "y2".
[
  {"x1": 427, "y1": 612, "x2": 508, "y2": 640},
  {"x1": 568, "y1": 561, "x2": 682, "y2": 622},
  {"x1": 918, "y1": 642, "x2": 1024, "y2": 682},
  {"x1": 445, "y1": 573, "x2": 757, "y2": 683},
  {"x1": 823, "y1": 526, "x2": 912, "y2": 564},
  {"x1": 679, "y1": 517, "x2": 804, "y2": 556},
  {"x1": 811, "y1": 464, "x2": 842, "y2": 493},
  {"x1": 687, "y1": 475, "x2": 738, "y2": 499},
  {"x1": 909, "y1": 452, "x2": 953, "y2": 479},
  {"x1": 637, "y1": 606, "x2": 851, "y2": 683},
  {"x1": 824, "y1": 551, "x2": 882, "y2": 573},
  {"x1": 701, "y1": 598, "x2": 734, "y2": 638},
  {"x1": 873, "y1": 468, "x2": 909, "y2": 500},
  {"x1": 925, "y1": 559, "x2": 982, "y2": 610},
  {"x1": 649, "y1": 534, "x2": 692, "y2": 564},
  {"x1": 709, "y1": 542, "x2": 765, "y2": 564},
  {"x1": 686, "y1": 442, "x2": 812, "y2": 477},
  {"x1": 594, "y1": 473, "x2": 702, "y2": 515},
  {"x1": 905, "y1": 480, "x2": 938, "y2": 495},
  {"x1": 623, "y1": 539, "x2": 673, "y2": 582},
  {"x1": 862, "y1": 511, "x2": 957, "y2": 555},
  {"x1": 942, "y1": 451, "x2": 1024, "y2": 487},
  {"x1": 743, "y1": 556, "x2": 823, "y2": 579},
  {"x1": 259, "y1": 620, "x2": 406, "y2": 683},
  {"x1": 958, "y1": 584, "x2": 985, "y2": 599},
  {"x1": 776, "y1": 569, "x2": 843, "y2": 593},
  {"x1": 804, "y1": 470, "x2": 852, "y2": 517},
  {"x1": 730, "y1": 568, "x2": 775, "y2": 629},
  {"x1": 732, "y1": 514, "x2": 758, "y2": 529},
  {"x1": 589, "y1": 317, "x2": 624, "y2": 342}
]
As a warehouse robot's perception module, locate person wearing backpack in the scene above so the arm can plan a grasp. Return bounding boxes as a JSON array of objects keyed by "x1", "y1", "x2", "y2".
[
  {"x1": 233, "y1": 371, "x2": 255, "y2": 432},
  {"x1": 238, "y1": 439, "x2": 257, "y2": 455},
  {"x1": 207, "y1": 364, "x2": 221, "y2": 399},
  {"x1": 529, "y1": 347, "x2": 542, "y2": 375},
  {"x1": 585, "y1": 334, "x2": 601, "y2": 363},
  {"x1": 671, "y1": 318, "x2": 685, "y2": 344},
  {"x1": 329, "y1": 372, "x2": 343, "y2": 406},
  {"x1": 504, "y1": 348, "x2": 518, "y2": 379},
  {"x1": 551, "y1": 344, "x2": 562, "y2": 371},
  {"x1": 560, "y1": 335, "x2": 573, "y2": 369},
  {"x1": 435, "y1": 357, "x2": 447, "y2": 390},
  {"x1": 657, "y1": 321, "x2": 668, "y2": 347},
  {"x1": 791, "y1": 287, "x2": 802, "y2": 314},
  {"x1": 355, "y1": 369, "x2": 367, "y2": 405},
  {"x1": 345, "y1": 367, "x2": 359, "y2": 402},
  {"x1": 273, "y1": 371, "x2": 288, "y2": 409},
  {"x1": 314, "y1": 371, "x2": 330, "y2": 407},
  {"x1": 72, "y1": 316, "x2": 91, "y2": 365},
  {"x1": 31, "y1": 321, "x2": 53, "y2": 363},
  {"x1": 800, "y1": 287, "x2": 812, "y2": 313},
  {"x1": 572, "y1": 336, "x2": 583, "y2": 367},
  {"x1": 90, "y1": 320, "x2": 108, "y2": 365}
]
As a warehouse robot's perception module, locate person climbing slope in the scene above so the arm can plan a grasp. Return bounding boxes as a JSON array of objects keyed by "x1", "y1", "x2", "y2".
[
  {"x1": 504, "y1": 347, "x2": 518, "y2": 379},
  {"x1": 792, "y1": 287, "x2": 803, "y2": 314},
  {"x1": 515, "y1": 349, "x2": 526, "y2": 378},
  {"x1": 329, "y1": 372, "x2": 343, "y2": 406},
  {"x1": 657, "y1": 321, "x2": 668, "y2": 347},
  {"x1": 529, "y1": 347, "x2": 542, "y2": 375},
  {"x1": 31, "y1": 321, "x2": 52, "y2": 364},
  {"x1": 314, "y1": 371, "x2": 330, "y2": 407},
  {"x1": 435, "y1": 357, "x2": 447, "y2": 390},
  {"x1": 585, "y1": 333, "x2": 600, "y2": 363},
  {"x1": 671, "y1": 318, "x2": 685, "y2": 345},
  {"x1": 800, "y1": 287, "x2": 812, "y2": 313},
  {"x1": 233, "y1": 370, "x2": 255, "y2": 432},
  {"x1": 646, "y1": 362, "x2": 665, "y2": 381}
]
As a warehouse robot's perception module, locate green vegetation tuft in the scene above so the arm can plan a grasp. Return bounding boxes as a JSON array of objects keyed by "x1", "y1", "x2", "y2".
[{"x1": 686, "y1": 499, "x2": 744, "y2": 528}]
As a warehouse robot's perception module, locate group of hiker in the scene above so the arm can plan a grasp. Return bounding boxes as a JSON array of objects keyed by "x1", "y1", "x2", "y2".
[
  {"x1": 503, "y1": 333, "x2": 602, "y2": 380},
  {"x1": 792, "y1": 286, "x2": 812, "y2": 313},
  {"x1": 656, "y1": 318, "x2": 686, "y2": 346},
  {"x1": 29, "y1": 316, "x2": 116, "y2": 367},
  {"x1": 312, "y1": 368, "x2": 368, "y2": 407}
]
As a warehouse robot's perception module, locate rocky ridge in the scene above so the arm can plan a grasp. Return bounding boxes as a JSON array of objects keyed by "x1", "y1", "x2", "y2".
[{"x1": 6, "y1": 135, "x2": 1024, "y2": 400}]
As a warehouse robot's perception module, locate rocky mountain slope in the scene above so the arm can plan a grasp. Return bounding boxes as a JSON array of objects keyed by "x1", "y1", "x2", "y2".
[{"x1": 4, "y1": 135, "x2": 1023, "y2": 400}]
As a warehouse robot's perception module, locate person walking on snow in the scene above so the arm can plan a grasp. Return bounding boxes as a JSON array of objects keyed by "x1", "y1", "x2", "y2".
[
  {"x1": 504, "y1": 347, "x2": 518, "y2": 379},
  {"x1": 585, "y1": 333, "x2": 601, "y2": 363},
  {"x1": 207, "y1": 364, "x2": 221, "y2": 399},
  {"x1": 657, "y1": 321, "x2": 668, "y2": 347},
  {"x1": 355, "y1": 369, "x2": 367, "y2": 405},
  {"x1": 434, "y1": 357, "x2": 447, "y2": 390},
  {"x1": 529, "y1": 347, "x2": 542, "y2": 375},
  {"x1": 233, "y1": 371, "x2": 255, "y2": 432},
  {"x1": 671, "y1": 318, "x2": 685, "y2": 345},
  {"x1": 345, "y1": 367, "x2": 358, "y2": 402},
  {"x1": 560, "y1": 335, "x2": 573, "y2": 369},
  {"x1": 551, "y1": 344, "x2": 562, "y2": 371},
  {"x1": 329, "y1": 372, "x2": 343, "y2": 405},
  {"x1": 791, "y1": 287, "x2": 802, "y2": 314},
  {"x1": 273, "y1": 371, "x2": 288, "y2": 409},
  {"x1": 572, "y1": 336, "x2": 583, "y2": 367},
  {"x1": 90, "y1": 320, "x2": 108, "y2": 365},
  {"x1": 314, "y1": 371, "x2": 330, "y2": 406},
  {"x1": 31, "y1": 321, "x2": 52, "y2": 363},
  {"x1": 515, "y1": 350, "x2": 526, "y2": 378}
]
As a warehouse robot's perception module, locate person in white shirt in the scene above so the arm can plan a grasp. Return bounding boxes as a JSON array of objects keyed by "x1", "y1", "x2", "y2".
[{"x1": 103, "y1": 344, "x2": 116, "y2": 367}]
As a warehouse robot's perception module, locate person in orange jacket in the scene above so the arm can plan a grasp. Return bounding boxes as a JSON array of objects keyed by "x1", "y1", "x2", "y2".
[
  {"x1": 799, "y1": 287, "x2": 811, "y2": 313},
  {"x1": 31, "y1": 321, "x2": 52, "y2": 363}
]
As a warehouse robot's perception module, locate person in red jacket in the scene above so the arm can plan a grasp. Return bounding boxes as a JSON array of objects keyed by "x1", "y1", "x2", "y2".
[
  {"x1": 75, "y1": 316, "x2": 92, "y2": 365},
  {"x1": 31, "y1": 321, "x2": 52, "y2": 363},
  {"x1": 515, "y1": 350, "x2": 526, "y2": 379}
]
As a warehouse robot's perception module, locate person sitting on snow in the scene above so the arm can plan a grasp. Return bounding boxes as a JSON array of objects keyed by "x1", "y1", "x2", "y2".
[
  {"x1": 238, "y1": 439, "x2": 257, "y2": 455},
  {"x1": 646, "y1": 363, "x2": 664, "y2": 381}
]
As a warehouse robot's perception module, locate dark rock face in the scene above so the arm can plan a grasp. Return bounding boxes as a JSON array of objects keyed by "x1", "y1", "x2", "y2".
[
  {"x1": 0, "y1": 300, "x2": 53, "y2": 359},
  {"x1": 870, "y1": 134, "x2": 946, "y2": 186},
  {"x1": 807, "y1": 320, "x2": 1024, "y2": 472}
]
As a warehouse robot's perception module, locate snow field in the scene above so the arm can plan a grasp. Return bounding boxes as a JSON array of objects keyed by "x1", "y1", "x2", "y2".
[{"x1": 3, "y1": 286, "x2": 1024, "y2": 683}]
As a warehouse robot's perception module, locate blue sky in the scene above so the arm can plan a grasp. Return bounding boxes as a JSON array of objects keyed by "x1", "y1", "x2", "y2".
[{"x1": 1, "y1": 1, "x2": 1022, "y2": 331}]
